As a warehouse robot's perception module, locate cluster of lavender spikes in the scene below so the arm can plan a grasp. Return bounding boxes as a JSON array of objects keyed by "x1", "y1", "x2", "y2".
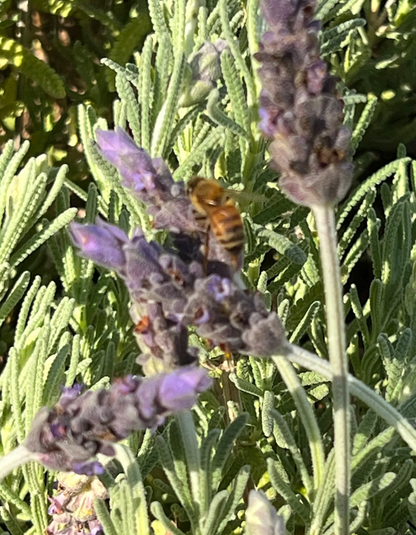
[
  {"x1": 255, "y1": 0, "x2": 353, "y2": 207},
  {"x1": 24, "y1": 366, "x2": 211, "y2": 475},
  {"x1": 70, "y1": 127, "x2": 286, "y2": 373}
]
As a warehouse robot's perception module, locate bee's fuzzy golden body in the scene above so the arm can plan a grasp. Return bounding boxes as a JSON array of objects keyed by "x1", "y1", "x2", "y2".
[{"x1": 187, "y1": 177, "x2": 245, "y2": 259}]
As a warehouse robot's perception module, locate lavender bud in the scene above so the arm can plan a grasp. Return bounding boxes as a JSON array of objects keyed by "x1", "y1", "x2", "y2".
[
  {"x1": 24, "y1": 367, "x2": 211, "y2": 474},
  {"x1": 69, "y1": 220, "x2": 128, "y2": 272},
  {"x1": 96, "y1": 128, "x2": 158, "y2": 191},
  {"x1": 256, "y1": 0, "x2": 353, "y2": 207},
  {"x1": 245, "y1": 490, "x2": 286, "y2": 535},
  {"x1": 179, "y1": 40, "x2": 229, "y2": 107},
  {"x1": 70, "y1": 218, "x2": 287, "y2": 365}
]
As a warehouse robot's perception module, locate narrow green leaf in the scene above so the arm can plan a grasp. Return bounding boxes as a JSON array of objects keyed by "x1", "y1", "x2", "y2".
[
  {"x1": 350, "y1": 472, "x2": 396, "y2": 507},
  {"x1": 148, "y1": 0, "x2": 169, "y2": 37},
  {"x1": 271, "y1": 410, "x2": 312, "y2": 496},
  {"x1": 338, "y1": 188, "x2": 376, "y2": 258},
  {"x1": 212, "y1": 414, "x2": 249, "y2": 488},
  {"x1": 152, "y1": 53, "x2": 186, "y2": 158},
  {"x1": 151, "y1": 502, "x2": 188, "y2": 535},
  {"x1": 94, "y1": 499, "x2": 118, "y2": 535},
  {"x1": 201, "y1": 490, "x2": 228, "y2": 535},
  {"x1": 338, "y1": 159, "x2": 410, "y2": 229},
  {"x1": 310, "y1": 449, "x2": 335, "y2": 535},
  {"x1": 200, "y1": 429, "x2": 221, "y2": 516},
  {"x1": 258, "y1": 228, "x2": 307, "y2": 265},
  {"x1": 289, "y1": 301, "x2": 321, "y2": 345},
  {"x1": 9, "y1": 209, "x2": 77, "y2": 270},
  {"x1": 0, "y1": 271, "x2": 30, "y2": 328},
  {"x1": 221, "y1": 50, "x2": 250, "y2": 135},
  {"x1": 268, "y1": 458, "x2": 310, "y2": 524},
  {"x1": 138, "y1": 35, "x2": 154, "y2": 151},
  {"x1": 229, "y1": 373, "x2": 262, "y2": 397},
  {"x1": 217, "y1": 465, "x2": 251, "y2": 533},
  {"x1": 42, "y1": 344, "x2": 70, "y2": 406}
]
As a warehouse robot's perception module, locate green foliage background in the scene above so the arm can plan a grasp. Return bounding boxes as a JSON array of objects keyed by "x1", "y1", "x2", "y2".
[{"x1": 2, "y1": 0, "x2": 416, "y2": 534}]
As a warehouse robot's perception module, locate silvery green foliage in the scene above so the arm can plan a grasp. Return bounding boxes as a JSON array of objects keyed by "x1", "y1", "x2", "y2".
[{"x1": 2, "y1": 0, "x2": 416, "y2": 534}]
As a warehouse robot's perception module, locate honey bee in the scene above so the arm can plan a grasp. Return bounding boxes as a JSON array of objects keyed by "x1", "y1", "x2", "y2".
[{"x1": 186, "y1": 176, "x2": 245, "y2": 265}]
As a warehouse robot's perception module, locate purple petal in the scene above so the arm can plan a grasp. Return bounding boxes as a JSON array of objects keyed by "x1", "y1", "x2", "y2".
[
  {"x1": 158, "y1": 367, "x2": 212, "y2": 410},
  {"x1": 69, "y1": 220, "x2": 128, "y2": 272},
  {"x1": 58, "y1": 384, "x2": 83, "y2": 408},
  {"x1": 71, "y1": 461, "x2": 105, "y2": 476},
  {"x1": 96, "y1": 128, "x2": 158, "y2": 192},
  {"x1": 89, "y1": 520, "x2": 105, "y2": 535}
]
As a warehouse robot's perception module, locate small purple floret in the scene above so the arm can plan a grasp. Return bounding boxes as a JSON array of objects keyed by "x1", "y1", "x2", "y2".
[
  {"x1": 69, "y1": 220, "x2": 128, "y2": 271},
  {"x1": 96, "y1": 128, "x2": 157, "y2": 192},
  {"x1": 71, "y1": 461, "x2": 105, "y2": 476}
]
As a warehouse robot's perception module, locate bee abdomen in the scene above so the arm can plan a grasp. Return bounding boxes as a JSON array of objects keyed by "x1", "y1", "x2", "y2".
[{"x1": 211, "y1": 208, "x2": 245, "y2": 254}]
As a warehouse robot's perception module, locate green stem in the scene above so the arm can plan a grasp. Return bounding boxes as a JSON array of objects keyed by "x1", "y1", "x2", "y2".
[
  {"x1": 272, "y1": 355, "x2": 325, "y2": 492},
  {"x1": 312, "y1": 204, "x2": 349, "y2": 535},
  {"x1": 283, "y1": 343, "x2": 416, "y2": 454},
  {"x1": 0, "y1": 446, "x2": 35, "y2": 481}
]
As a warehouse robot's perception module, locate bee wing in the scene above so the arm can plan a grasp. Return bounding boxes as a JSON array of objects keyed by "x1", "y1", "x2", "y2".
[{"x1": 223, "y1": 189, "x2": 266, "y2": 204}]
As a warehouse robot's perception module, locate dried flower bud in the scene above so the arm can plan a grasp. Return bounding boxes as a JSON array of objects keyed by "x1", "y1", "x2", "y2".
[
  {"x1": 47, "y1": 472, "x2": 107, "y2": 535},
  {"x1": 245, "y1": 490, "x2": 286, "y2": 535},
  {"x1": 256, "y1": 0, "x2": 353, "y2": 207},
  {"x1": 24, "y1": 366, "x2": 211, "y2": 475}
]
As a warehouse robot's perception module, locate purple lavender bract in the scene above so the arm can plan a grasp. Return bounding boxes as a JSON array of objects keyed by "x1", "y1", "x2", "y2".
[
  {"x1": 24, "y1": 366, "x2": 211, "y2": 475},
  {"x1": 256, "y1": 0, "x2": 353, "y2": 207}
]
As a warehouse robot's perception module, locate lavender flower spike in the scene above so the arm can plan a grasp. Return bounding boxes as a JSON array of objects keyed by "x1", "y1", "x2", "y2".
[
  {"x1": 23, "y1": 366, "x2": 211, "y2": 475},
  {"x1": 255, "y1": 0, "x2": 353, "y2": 207}
]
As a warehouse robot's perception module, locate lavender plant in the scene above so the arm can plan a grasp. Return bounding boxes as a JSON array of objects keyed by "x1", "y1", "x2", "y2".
[{"x1": 2, "y1": 2, "x2": 416, "y2": 535}]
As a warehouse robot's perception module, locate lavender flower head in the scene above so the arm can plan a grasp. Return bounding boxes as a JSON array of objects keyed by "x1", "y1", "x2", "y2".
[
  {"x1": 69, "y1": 127, "x2": 287, "y2": 372},
  {"x1": 24, "y1": 366, "x2": 211, "y2": 475},
  {"x1": 255, "y1": 0, "x2": 353, "y2": 207}
]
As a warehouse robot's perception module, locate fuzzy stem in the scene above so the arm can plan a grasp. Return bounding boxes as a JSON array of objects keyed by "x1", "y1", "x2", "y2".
[
  {"x1": 272, "y1": 355, "x2": 325, "y2": 492},
  {"x1": 0, "y1": 446, "x2": 36, "y2": 481},
  {"x1": 282, "y1": 343, "x2": 416, "y2": 454},
  {"x1": 312, "y1": 205, "x2": 349, "y2": 535}
]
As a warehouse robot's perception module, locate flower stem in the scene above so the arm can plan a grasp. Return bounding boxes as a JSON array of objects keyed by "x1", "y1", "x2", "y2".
[
  {"x1": 312, "y1": 204, "x2": 350, "y2": 535},
  {"x1": 0, "y1": 446, "x2": 35, "y2": 481},
  {"x1": 283, "y1": 343, "x2": 416, "y2": 456}
]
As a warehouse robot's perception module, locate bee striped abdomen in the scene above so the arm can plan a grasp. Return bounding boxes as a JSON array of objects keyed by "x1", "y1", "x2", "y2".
[
  {"x1": 210, "y1": 205, "x2": 245, "y2": 255},
  {"x1": 187, "y1": 176, "x2": 245, "y2": 265}
]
